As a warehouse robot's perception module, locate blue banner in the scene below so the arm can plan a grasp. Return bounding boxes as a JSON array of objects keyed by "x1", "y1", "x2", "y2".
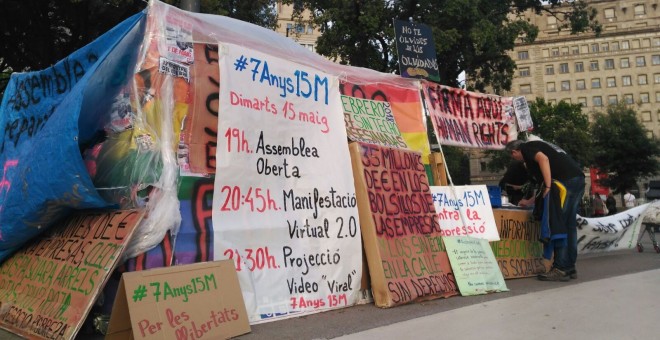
[{"x1": 0, "y1": 12, "x2": 146, "y2": 262}]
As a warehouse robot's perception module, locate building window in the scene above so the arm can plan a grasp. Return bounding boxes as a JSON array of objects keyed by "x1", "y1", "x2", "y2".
[
  {"x1": 576, "y1": 79, "x2": 586, "y2": 90},
  {"x1": 601, "y1": 43, "x2": 609, "y2": 52},
  {"x1": 652, "y1": 55, "x2": 660, "y2": 65},
  {"x1": 590, "y1": 60, "x2": 599, "y2": 71},
  {"x1": 591, "y1": 44, "x2": 599, "y2": 53},
  {"x1": 559, "y1": 63, "x2": 569, "y2": 73},
  {"x1": 640, "y1": 93, "x2": 650, "y2": 103},
  {"x1": 520, "y1": 84, "x2": 531, "y2": 94},
  {"x1": 573, "y1": 62, "x2": 583, "y2": 73},
  {"x1": 608, "y1": 95, "x2": 618, "y2": 104},
  {"x1": 611, "y1": 42, "x2": 619, "y2": 51},
  {"x1": 604, "y1": 8, "x2": 615, "y2": 19},
  {"x1": 593, "y1": 96, "x2": 603, "y2": 106},
  {"x1": 592, "y1": 78, "x2": 601, "y2": 88},
  {"x1": 639, "y1": 74, "x2": 648, "y2": 85},
  {"x1": 561, "y1": 80, "x2": 570, "y2": 91},
  {"x1": 551, "y1": 48, "x2": 560, "y2": 56},
  {"x1": 606, "y1": 77, "x2": 616, "y2": 87},
  {"x1": 547, "y1": 82, "x2": 556, "y2": 92},
  {"x1": 642, "y1": 111, "x2": 652, "y2": 122},
  {"x1": 621, "y1": 58, "x2": 630, "y2": 68},
  {"x1": 624, "y1": 94, "x2": 634, "y2": 104},
  {"x1": 562, "y1": 98, "x2": 572, "y2": 104},
  {"x1": 572, "y1": 46, "x2": 580, "y2": 55},
  {"x1": 657, "y1": 92, "x2": 660, "y2": 102},
  {"x1": 623, "y1": 75, "x2": 632, "y2": 86},
  {"x1": 519, "y1": 67, "x2": 530, "y2": 77},
  {"x1": 604, "y1": 59, "x2": 615, "y2": 69},
  {"x1": 655, "y1": 73, "x2": 660, "y2": 84},
  {"x1": 561, "y1": 47, "x2": 569, "y2": 55},
  {"x1": 636, "y1": 56, "x2": 646, "y2": 67},
  {"x1": 634, "y1": 4, "x2": 646, "y2": 15},
  {"x1": 518, "y1": 51, "x2": 529, "y2": 60},
  {"x1": 578, "y1": 97, "x2": 587, "y2": 107},
  {"x1": 654, "y1": 38, "x2": 660, "y2": 47},
  {"x1": 545, "y1": 65, "x2": 554, "y2": 75},
  {"x1": 622, "y1": 41, "x2": 630, "y2": 49}
]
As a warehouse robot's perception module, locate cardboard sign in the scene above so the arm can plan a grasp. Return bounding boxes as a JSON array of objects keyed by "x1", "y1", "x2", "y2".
[
  {"x1": 430, "y1": 185, "x2": 500, "y2": 241},
  {"x1": 444, "y1": 236, "x2": 508, "y2": 296},
  {"x1": 490, "y1": 209, "x2": 550, "y2": 279},
  {"x1": 350, "y1": 142, "x2": 458, "y2": 308},
  {"x1": 393, "y1": 20, "x2": 439, "y2": 82},
  {"x1": 106, "y1": 260, "x2": 250, "y2": 340},
  {"x1": 0, "y1": 209, "x2": 144, "y2": 339}
]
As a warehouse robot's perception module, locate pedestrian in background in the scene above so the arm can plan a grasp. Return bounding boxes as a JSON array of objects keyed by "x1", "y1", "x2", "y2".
[
  {"x1": 606, "y1": 193, "x2": 617, "y2": 215},
  {"x1": 624, "y1": 190, "x2": 636, "y2": 209},
  {"x1": 592, "y1": 194, "x2": 605, "y2": 217},
  {"x1": 506, "y1": 139, "x2": 585, "y2": 282}
]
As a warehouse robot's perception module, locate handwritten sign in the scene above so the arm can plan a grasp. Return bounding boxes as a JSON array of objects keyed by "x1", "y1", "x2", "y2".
[
  {"x1": 0, "y1": 209, "x2": 143, "y2": 339},
  {"x1": 213, "y1": 43, "x2": 362, "y2": 323},
  {"x1": 393, "y1": 20, "x2": 439, "y2": 82},
  {"x1": 577, "y1": 204, "x2": 648, "y2": 254},
  {"x1": 444, "y1": 236, "x2": 508, "y2": 295},
  {"x1": 342, "y1": 95, "x2": 407, "y2": 148},
  {"x1": 430, "y1": 185, "x2": 500, "y2": 241},
  {"x1": 421, "y1": 82, "x2": 518, "y2": 150},
  {"x1": 106, "y1": 260, "x2": 250, "y2": 340},
  {"x1": 490, "y1": 209, "x2": 549, "y2": 279},
  {"x1": 350, "y1": 142, "x2": 458, "y2": 307}
]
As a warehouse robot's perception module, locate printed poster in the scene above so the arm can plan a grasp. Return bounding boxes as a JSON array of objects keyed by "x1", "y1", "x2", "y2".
[
  {"x1": 421, "y1": 81, "x2": 518, "y2": 150},
  {"x1": 430, "y1": 185, "x2": 500, "y2": 241},
  {"x1": 513, "y1": 96, "x2": 533, "y2": 132},
  {"x1": 213, "y1": 43, "x2": 362, "y2": 323}
]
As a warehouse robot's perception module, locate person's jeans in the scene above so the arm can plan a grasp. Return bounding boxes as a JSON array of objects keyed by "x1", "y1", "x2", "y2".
[{"x1": 553, "y1": 176, "x2": 585, "y2": 271}]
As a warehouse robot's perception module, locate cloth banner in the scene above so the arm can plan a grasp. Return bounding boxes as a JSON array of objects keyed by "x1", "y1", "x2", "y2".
[
  {"x1": 576, "y1": 204, "x2": 649, "y2": 254},
  {"x1": 213, "y1": 43, "x2": 362, "y2": 323},
  {"x1": 421, "y1": 81, "x2": 517, "y2": 149}
]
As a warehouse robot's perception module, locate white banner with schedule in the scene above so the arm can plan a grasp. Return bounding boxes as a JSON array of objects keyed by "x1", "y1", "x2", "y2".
[
  {"x1": 430, "y1": 185, "x2": 500, "y2": 241},
  {"x1": 212, "y1": 43, "x2": 362, "y2": 323}
]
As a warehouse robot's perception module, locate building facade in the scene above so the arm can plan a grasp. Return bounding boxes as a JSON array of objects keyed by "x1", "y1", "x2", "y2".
[
  {"x1": 508, "y1": 0, "x2": 660, "y2": 137},
  {"x1": 274, "y1": 2, "x2": 321, "y2": 52},
  {"x1": 471, "y1": 0, "x2": 659, "y2": 187}
]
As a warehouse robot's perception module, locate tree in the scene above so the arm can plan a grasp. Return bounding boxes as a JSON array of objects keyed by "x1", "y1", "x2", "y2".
[
  {"x1": 486, "y1": 98, "x2": 592, "y2": 172},
  {"x1": 591, "y1": 103, "x2": 660, "y2": 194},
  {"x1": 0, "y1": 0, "x2": 278, "y2": 95},
  {"x1": 287, "y1": 0, "x2": 599, "y2": 92}
]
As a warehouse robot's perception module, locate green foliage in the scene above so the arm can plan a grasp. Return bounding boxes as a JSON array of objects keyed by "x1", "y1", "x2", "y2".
[
  {"x1": 590, "y1": 103, "x2": 660, "y2": 194},
  {"x1": 288, "y1": 0, "x2": 599, "y2": 92},
  {"x1": 0, "y1": 0, "x2": 278, "y2": 95},
  {"x1": 485, "y1": 97, "x2": 591, "y2": 172}
]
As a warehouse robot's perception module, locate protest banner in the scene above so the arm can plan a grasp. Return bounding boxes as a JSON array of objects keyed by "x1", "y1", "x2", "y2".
[
  {"x1": 577, "y1": 204, "x2": 649, "y2": 254},
  {"x1": 490, "y1": 209, "x2": 549, "y2": 279},
  {"x1": 0, "y1": 209, "x2": 144, "y2": 339},
  {"x1": 393, "y1": 20, "x2": 440, "y2": 82},
  {"x1": 430, "y1": 185, "x2": 500, "y2": 241},
  {"x1": 340, "y1": 81, "x2": 429, "y2": 164},
  {"x1": 444, "y1": 236, "x2": 508, "y2": 295},
  {"x1": 106, "y1": 260, "x2": 250, "y2": 340},
  {"x1": 342, "y1": 94, "x2": 407, "y2": 149},
  {"x1": 350, "y1": 142, "x2": 458, "y2": 308},
  {"x1": 421, "y1": 82, "x2": 518, "y2": 150},
  {"x1": 212, "y1": 43, "x2": 362, "y2": 323}
]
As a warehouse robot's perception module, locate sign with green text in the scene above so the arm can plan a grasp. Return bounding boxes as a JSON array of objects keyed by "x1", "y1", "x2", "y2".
[
  {"x1": 0, "y1": 209, "x2": 144, "y2": 339},
  {"x1": 444, "y1": 236, "x2": 508, "y2": 296},
  {"x1": 106, "y1": 260, "x2": 250, "y2": 340}
]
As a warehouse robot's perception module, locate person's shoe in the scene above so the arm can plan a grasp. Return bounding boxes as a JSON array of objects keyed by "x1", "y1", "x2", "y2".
[
  {"x1": 538, "y1": 267, "x2": 570, "y2": 282},
  {"x1": 566, "y1": 268, "x2": 578, "y2": 279}
]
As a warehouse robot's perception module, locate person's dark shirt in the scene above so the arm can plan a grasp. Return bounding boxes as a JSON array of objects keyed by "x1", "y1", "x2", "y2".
[{"x1": 519, "y1": 140, "x2": 583, "y2": 183}]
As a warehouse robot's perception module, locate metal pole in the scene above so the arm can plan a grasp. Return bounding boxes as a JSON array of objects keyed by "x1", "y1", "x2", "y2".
[{"x1": 180, "y1": 0, "x2": 200, "y2": 12}]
